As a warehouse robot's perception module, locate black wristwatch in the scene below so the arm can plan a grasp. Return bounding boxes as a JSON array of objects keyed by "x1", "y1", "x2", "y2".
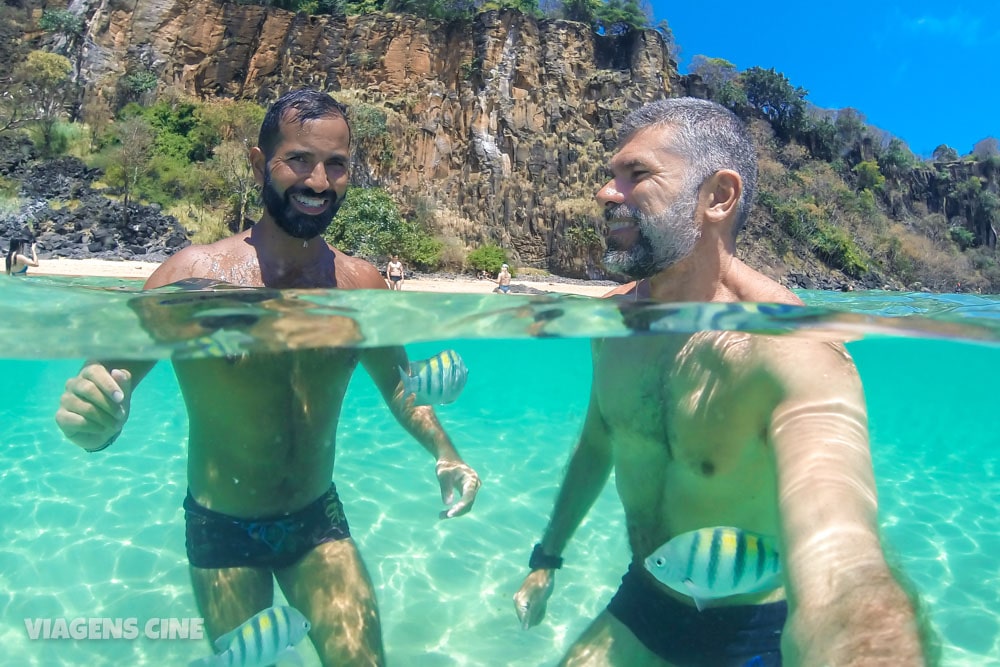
[{"x1": 529, "y1": 543, "x2": 563, "y2": 570}]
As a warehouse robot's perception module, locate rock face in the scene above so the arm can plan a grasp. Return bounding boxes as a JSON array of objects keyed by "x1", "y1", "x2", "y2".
[
  {"x1": 69, "y1": 1, "x2": 679, "y2": 276},
  {"x1": 0, "y1": 153, "x2": 189, "y2": 262}
]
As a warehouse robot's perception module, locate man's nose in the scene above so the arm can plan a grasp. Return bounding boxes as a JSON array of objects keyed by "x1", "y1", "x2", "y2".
[
  {"x1": 596, "y1": 179, "x2": 624, "y2": 208},
  {"x1": 304, "y1": 162, "x2": 329, "y2": 191}
]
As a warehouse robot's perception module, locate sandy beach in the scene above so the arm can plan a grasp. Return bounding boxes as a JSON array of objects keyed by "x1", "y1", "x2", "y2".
[{"x1": 31, "y1": 258, "x2": 617, "y2": 297}]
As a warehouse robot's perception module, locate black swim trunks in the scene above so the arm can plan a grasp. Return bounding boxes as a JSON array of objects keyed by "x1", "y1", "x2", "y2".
[
  {"x1": 183, "y1": 484, "x2": 351, "y2": 569},
  {"x1": 607, "y1": 564, "x2": 787, "y2": 667}
]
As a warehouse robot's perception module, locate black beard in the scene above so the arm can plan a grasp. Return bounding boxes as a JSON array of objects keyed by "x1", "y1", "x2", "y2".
[{"x1": 262, "y1": 169, "x2": 342, "y2": 240}]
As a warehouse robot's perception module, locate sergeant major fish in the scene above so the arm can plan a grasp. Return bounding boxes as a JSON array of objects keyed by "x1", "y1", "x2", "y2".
[
  {"x1": 643, "y1": 526, "x2": 782, "y2": 611},
  {"x1": 398, "y1": 349, "x2": 469, "y2": 406},
  {"x1": 188, "y1": 605, "x2": 311, "y2": 667}
]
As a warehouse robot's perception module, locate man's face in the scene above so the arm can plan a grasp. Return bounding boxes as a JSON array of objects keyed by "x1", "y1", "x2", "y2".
[
  {"x1": 259, "y1": 114, "x2": 351, "y2": 240},
  {"x1": 599, "y1": 129, "x2": 701, "y2": 279}
]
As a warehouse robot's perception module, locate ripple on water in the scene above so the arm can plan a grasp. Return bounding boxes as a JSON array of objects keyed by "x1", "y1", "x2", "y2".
[{"x1": 938, "y1": 608, "x2": 1000, "y2": 655}]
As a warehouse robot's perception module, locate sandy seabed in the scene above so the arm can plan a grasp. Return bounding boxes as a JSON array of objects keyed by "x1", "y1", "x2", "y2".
[{"x1": 31, "y1": 258, "x2": 616, "y2": 298}]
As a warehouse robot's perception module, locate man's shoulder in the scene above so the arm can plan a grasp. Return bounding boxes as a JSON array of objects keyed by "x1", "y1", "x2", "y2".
[
  {"x1": 144, "y1": 237, "x2": 245, "y2": 288},
  {"x1": 332, "y1": 249, "x2": 387, "y2": 290}
]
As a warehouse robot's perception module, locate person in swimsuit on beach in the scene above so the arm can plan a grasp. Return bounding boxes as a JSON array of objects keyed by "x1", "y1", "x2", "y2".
[
  {"x1": 513, "y1": 98, "x2": 929, "y2": 666},
  {"x1": 386, "y1": 254, "x2": 404, "y2": 290},
  {"x1": 6, "y1": 238, "x2": 38, "y2": 275},
  {"x1": 55, "y1": 89, "x2": 482, "y2": 666},
  {"x1": 496, "y1": 264, "x2": 511, "y2": 294}
]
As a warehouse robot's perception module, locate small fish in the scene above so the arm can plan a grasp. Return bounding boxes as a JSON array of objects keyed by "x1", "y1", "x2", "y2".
[
  {"x1": 188, "y1": 605, "x2": 311, "y2": 667},
  {"x1": 643, "y1": 526, "x2": 782, "y2": 611},
  {"x1": 398, "y1": 349, "x2": 469, "y2": 406}
]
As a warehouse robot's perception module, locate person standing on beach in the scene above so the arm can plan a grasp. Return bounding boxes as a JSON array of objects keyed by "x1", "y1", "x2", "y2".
[
  {"x1": 386, "y1": 254, "x2": 404, "y2": 290},
  {"x1": 496, "y1": 263, "x2": 512, "y2": 294},
  {"x1": 513, "y1": 98, "x2": 928, "y2": 666},
  {"x1": 55, "y1": 89, "x2": 481, "y2": 666},
  {"x1": 6, "y1": 238, "x2": 39, "y2": 275}
]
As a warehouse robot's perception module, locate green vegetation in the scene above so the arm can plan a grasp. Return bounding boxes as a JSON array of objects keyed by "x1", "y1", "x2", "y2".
[
  {"x1": 466, "y1": 244, "x2": 510, "y2": 275},
  {"x1": 38, "y1": 9, "x2": 83, "y2": 37},
  {"x1": 1, "y1": 4, "x2": 997, "y2": 291},
  {"x1": 223, "y1": 0, "x2": 649, "y2": 30},
  {"x1": 324, "y1": 186, "x2": 443, "y2": 268}
]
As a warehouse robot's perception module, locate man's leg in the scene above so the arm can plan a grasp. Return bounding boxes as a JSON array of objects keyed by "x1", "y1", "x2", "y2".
[
  {"x1": 560, "y1": 610, "x2": 672, "y2": 667},
  {"x1": 275, "y1": 538, "x2": 385, "y2": 667},
  {"x1": 189, "y1": 565, "x2": 274, "y2": 643}
]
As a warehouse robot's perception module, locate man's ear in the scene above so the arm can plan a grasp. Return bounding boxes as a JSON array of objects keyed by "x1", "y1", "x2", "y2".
[
  {"x1": 701, "y1": 169, "x2": 742, "y2": 226},
  {"x1": 249, "y1": 147, "x2": 266, "y2": 186}
]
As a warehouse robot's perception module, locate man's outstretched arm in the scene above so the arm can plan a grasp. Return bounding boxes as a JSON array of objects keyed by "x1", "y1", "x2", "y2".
[
  {"x1": 361, "y1": 345, "x2": 481, "y2": 519},
  {"x1": 768, "y1": 339, "x2": 927, "y2": 666}
]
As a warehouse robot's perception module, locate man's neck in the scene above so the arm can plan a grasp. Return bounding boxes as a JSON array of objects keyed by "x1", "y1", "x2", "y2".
[
  {"x1": 249, "y1": 218, "x2": 334, "y2": 287},
  {"x1": 251, "y1": 218, "x2": 324, "y2": 261},
  {"x1": 646, "y1": 243, "x2": 739, "y2": 304}
]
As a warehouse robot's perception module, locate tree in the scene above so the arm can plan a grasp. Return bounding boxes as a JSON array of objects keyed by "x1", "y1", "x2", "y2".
[
  {"x1": 739, "y1": 66, "x2": 807, "y2": 140},
  {"x1": 931, "y1": 144, "x2": 959, "y2": 162},
  {"x1": 197, "y1": 100, "x2": 265, "y2": 230},
  {"x1": 594, "y1": 0, "x2": 647, "y2": 34},
  {"x1": 211, "y1": 140, "x2": 260, "y2": 232},
  {"x1": 833, "y1": 108, "x2": 869, "y2": 155},
  {"x1": 110, "y1": 116, "x2": 155, "y2": 227},
  {"x1": 798, "y1": 113, "x2": 841, "y2": 161},
  {"x1": 972, "y1": 137, "x2": 999, "y2": 160},
  {"x1": 688, "y1": 56, "x2": 737, "y2": 98},
  {"x1": 13, "y1": 50, "x2": 73, "y2": 155},
  {"x1": 878, "y1": 138, "x2": 917, "y2": 178},
  {"x1": 560, "y1": 0, "x2": 602, "y2": 26}
]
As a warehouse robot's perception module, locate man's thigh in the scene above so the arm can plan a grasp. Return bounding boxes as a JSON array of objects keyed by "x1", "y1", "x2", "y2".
[
  {"x1": 275, "y1": 538, "x2": 385, "y2": 667},
  {"x1": 188, "y1": 564, "x2": 274, "y2": 642},
  {"x1": 560, "y1": 610, "x2": 673, "y2": 667}
]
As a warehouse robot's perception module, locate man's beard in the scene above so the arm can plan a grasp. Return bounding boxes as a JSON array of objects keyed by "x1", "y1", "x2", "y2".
[
  {"x1": 602, "y1": 187, "x2": 700, "y2": 280},
  {"x1": 262, "y1": 168, "x2": 342, "y2": 240}
]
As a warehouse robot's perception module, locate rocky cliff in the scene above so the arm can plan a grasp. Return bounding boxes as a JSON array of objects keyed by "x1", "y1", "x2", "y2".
[{"x1": 68, "y1": 0, "x2": 679, "y2": 276}]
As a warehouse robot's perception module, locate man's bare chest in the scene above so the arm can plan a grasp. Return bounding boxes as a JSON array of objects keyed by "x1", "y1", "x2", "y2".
[{"x1": 594, "y1": 334, "x2": 768, "y2": 473}]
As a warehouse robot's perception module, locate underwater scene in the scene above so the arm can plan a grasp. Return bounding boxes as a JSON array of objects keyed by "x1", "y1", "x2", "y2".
[{"x1": 0, "y1": 276, "x2": 998, "y2": 666}]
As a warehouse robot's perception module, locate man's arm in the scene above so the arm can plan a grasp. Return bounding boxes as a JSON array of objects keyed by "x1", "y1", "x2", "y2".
[
  {"x1": 54, "y1": 249, "x2": 204, "y2": 451},
  {"x1": 360, "y1": 345, "x2": 481, "y2": 518},
  {"x1": 513, "y1": 341, "x2": 614, "y2": 629},
  {"x1": 767, "y1": 339, "x2": 925, "y2": 666}
]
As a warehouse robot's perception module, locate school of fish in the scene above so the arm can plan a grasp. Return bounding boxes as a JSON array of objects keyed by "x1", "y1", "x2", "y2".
[{"x1": 643, "y1": 526, "x2": 782, "y2": 611}]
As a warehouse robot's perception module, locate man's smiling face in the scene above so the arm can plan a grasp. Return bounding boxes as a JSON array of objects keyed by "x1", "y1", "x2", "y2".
[{"x1": 261, "y1": 113, "x2": 351, "y2": 240}]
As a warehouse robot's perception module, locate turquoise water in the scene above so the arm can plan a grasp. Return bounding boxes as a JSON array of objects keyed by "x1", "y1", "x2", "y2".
[{"x1": 0, "y1": 278, "x2": 998, "y2": 665}]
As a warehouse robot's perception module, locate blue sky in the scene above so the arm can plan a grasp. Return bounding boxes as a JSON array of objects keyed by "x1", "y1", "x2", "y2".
[{"x1": 648, "y1": 1, "x2": 999, "y2": 158}]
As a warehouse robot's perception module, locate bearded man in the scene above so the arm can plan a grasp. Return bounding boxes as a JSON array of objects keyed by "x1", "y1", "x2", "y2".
[
  {"x1": 56, "y1": 89, "x2": 481, "y2": 666},
  {"x1": 513, "y1": 98, "x2": 927, "y2": 667}
]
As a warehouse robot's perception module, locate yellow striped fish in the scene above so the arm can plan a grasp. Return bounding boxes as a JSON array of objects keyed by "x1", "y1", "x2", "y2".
[
  {"x1": 398, "y1": 349, "x2": 469, "y2": 406},
  {"x1": 643, "y1": 526, "x2": 782, "y2": 611},
  {"x1": 188, "y1": 606, "x2": 310, "y2": 667}
]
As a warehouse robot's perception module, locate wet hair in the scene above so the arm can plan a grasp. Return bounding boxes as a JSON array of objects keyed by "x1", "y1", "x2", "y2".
[
  {"x1": 618, "y1": 97, "x2": 758, "y2": 237},
  {"x1": 257, "y1": 89, "x2": 350, "y2": 160},
  {"x1": 6, "y1": 238, "x2": 27, "y2": 275}
]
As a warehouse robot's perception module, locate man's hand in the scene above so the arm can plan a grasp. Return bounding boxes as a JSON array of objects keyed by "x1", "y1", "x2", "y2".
[
  {"x1": 55, "y1": 364, "x2": 133, "y2": 451},
  {"x1": 435, "y1": 459, "x2": 481, "y2": 519},
  {"x1": 513, "y1": 569, "x2": 555, "y2": 630}
]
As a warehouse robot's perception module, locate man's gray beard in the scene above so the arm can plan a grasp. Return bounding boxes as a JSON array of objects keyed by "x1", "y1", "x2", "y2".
[{"x1": 603, "y1": 193, "x2": 700, "y2": 280}]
